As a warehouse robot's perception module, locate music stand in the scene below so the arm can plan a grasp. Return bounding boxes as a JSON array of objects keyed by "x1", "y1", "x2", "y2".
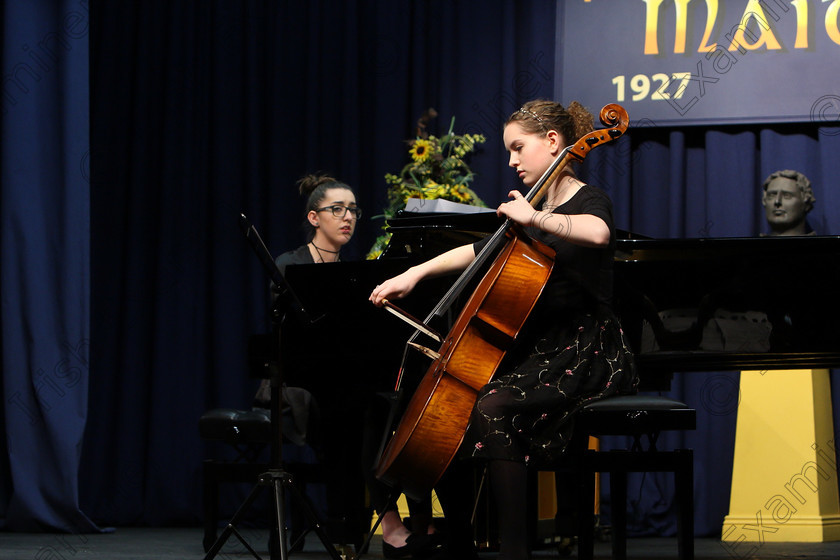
[{"x1": 203, "y1": 214, "x2": 341, "y2": 560}]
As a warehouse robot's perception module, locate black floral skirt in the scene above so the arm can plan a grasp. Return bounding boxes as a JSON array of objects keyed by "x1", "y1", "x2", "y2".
[{"x1": 464, "y1": 307, "x2": 638, "y2": 466}]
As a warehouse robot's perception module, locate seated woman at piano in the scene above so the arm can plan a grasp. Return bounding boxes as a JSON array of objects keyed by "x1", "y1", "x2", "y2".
[
  {"x1": 255, "y1": 173, "x2": 362, "y2": 546},
  {"x1": 255, "y1": 173, "x2": 360, "y2": 415},
  {"x1": 274, "y1": 173, "x2": 360, "y2": 269},
  {"x1": 370, "y1": 99, "x2": 639, "y2": 560},
  {"x1": 259, "y1": 173, "x2": 439, "y2": 555}
]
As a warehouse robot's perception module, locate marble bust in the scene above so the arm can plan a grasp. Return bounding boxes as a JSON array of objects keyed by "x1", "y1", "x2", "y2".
[{"x1": 761, "y1": 169, "x2": 815, "y2": 236}]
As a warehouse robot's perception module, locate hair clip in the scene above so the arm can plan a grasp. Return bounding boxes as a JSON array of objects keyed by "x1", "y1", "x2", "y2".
[{"x1": 517, "y1": 107, "x2": 544, "y2": 123}]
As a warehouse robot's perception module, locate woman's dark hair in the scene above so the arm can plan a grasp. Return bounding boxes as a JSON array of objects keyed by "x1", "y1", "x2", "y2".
[{"x1": 297, "y1": 173, "x2": 355, "y2": 240}]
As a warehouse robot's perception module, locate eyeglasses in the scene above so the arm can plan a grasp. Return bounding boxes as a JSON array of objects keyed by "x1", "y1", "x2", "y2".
[{"x1": 316, "y1": 205, "x2": 362, "y2": 219}]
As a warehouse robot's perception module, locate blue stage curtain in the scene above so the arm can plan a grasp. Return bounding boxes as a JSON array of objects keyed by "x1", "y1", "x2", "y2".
[{"x1": 0, "y1": 0, "x2": 101, "y2": 532}]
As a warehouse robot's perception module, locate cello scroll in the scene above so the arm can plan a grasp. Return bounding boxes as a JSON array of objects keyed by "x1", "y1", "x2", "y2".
[{"x1": 567, "y1": 103, "x2": 629, "y2": 162}]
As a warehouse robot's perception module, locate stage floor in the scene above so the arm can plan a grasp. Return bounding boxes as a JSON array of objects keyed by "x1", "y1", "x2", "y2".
[{"x1": 4, "y1": 527, "x2": 840, "y2": 559}]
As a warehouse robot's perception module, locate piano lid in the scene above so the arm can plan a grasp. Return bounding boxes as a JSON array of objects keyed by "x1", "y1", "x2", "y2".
[
  {"x1": 381, "y1": 209, "x2": 502, "y2": 261},
  {"x1": 384, "y1": 211, "x2": 840, "y2": 374},
  {"x1": 287, "y1": 205, "x2": 840, "y2": 386},
  {"x1": 615, "y1": 235, "x2": 840, "y2": 373}
]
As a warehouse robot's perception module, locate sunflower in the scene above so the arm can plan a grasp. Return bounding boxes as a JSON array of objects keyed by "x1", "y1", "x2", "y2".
[
  {"x1": 367, "y1": 112, "x2": 487, "y2": 259},
  {"x1": 410, "y1": 139, "x2": 433, "y2": 162},
  {"x1": 450, "y1": 184, "x2": 472, "y2": 203}
]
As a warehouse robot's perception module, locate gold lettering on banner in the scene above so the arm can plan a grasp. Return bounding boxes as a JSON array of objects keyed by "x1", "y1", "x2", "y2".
[
  {"x1": 643, "y1": 0, "x2": 666, "y2": 55},
  {"x1": 642, "y1": 0, "x2": 840, "y2": 54},
  {"x1": 674, "y1": 0, "x2": 691, "y2": 53},
  {"x1": 792, "y1": 0, "x2": 808, "y2": 48},
  {"x1": 827, "y1": 0, "x2": 840, "y2": 45},
  {"x1": 643, "y1": 0, "x2": 722, "y2": 54},
  {"x1": 698, "y1": 0, "x2": 719, "y2": 52},
  {"x1": 727, "y1": 0, "x2": 782, "y2": 52}
]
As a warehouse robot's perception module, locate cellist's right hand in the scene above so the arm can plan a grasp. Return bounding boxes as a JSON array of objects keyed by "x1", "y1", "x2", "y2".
[
  {"x1": 370, "y1": 270, "x2": 420, "y2": 307},
  {"x1": 370, "y1": 244, "x2": 477, "y2": 307}
]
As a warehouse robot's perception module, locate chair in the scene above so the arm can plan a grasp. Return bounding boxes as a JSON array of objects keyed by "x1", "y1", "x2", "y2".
[
  {"x1": 198, "y1": 407, "x2": 272, "y2": 552},
  {"x1": 198, "y1": 333, "x2": 324, "y2": 554},
  {"x1": 199, "y1": 405, "x2": 325, "y2": 552},
  {"x1": 564, "y1": 394, "x2": 696, "y2": 560}
]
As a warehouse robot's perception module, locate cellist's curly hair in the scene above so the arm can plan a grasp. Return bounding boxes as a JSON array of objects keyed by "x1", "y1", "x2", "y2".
[{"x1": 507, "y1": 99, "x2": 594, "y2": 146}]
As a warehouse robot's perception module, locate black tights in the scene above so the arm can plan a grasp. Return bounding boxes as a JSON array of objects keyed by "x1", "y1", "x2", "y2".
[
  {"x1": 489, "y1": 459, "x2": 529, "y2": 560},
  {"x1": 431, "y1": 458, "x2": 530, "y2": 560}
]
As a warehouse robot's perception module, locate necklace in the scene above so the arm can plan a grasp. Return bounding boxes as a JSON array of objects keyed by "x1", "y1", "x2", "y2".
[
  {"x1": 546, "y1": 176, "x2": 582, "y2": 208},
  {"x1": 310, "y1": 242, "x2": 340, "y2": 263}
]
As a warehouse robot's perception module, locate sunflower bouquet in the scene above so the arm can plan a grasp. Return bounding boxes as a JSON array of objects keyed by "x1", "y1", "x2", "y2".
[{"x1": 367, "y1": 109, "x2": 487, "y2": 259}]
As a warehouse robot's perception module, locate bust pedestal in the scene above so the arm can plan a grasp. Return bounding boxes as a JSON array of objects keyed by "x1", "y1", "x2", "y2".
[{"x1": 722, "y1": 369, "x2": 840, "y2": 550}]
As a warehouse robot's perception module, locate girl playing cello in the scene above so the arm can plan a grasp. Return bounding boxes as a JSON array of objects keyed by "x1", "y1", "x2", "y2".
[{"x1": 370, "y1": 99, "x2": 638, "y2": 560}]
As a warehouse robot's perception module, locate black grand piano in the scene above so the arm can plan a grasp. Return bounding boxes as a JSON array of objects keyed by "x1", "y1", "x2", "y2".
[
  {"x1": 279, "y1": 209, "x2": 840, "y2": 544},
  {"x1": 285, "y1": 210, "x2": 840, "y2": 386}
]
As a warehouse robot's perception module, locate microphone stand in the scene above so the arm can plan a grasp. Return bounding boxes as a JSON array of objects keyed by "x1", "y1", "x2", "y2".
[{"x1": 203, "y1": 215, "x2": 342, "y2": 560}]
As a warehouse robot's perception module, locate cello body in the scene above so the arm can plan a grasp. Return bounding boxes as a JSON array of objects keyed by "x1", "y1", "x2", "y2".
[
  {"x1": 376, "y1": 104, "x2": 629, "y2": 500},
  {"x1": 376, "y1": 229, "x2": 554, "y2": 499}
]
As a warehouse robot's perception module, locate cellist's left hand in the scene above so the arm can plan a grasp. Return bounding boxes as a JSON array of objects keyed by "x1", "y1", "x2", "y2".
[{"x1": 497, "y1": 190, "x2": 537, "y2": 227}]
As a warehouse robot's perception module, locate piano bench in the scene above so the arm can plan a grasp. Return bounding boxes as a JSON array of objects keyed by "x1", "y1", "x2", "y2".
[
  {"x1": 562, "y1": 395, "x2": 696, "y2": 560},
  {"x1": 199, "y1": 408, "x2": 272, "y2": 552},
  {"x1": 198, "y1": 407, "x2": 322, "y2": 553}
]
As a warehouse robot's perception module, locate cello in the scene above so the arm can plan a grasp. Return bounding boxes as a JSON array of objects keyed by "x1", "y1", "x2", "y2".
[{"x1": 376, "y1": 104, "x2": 629, "y2": 501}]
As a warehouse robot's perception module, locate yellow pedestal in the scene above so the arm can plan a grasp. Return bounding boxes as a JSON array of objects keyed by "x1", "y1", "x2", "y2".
[
  {"x1": 722, "y1": 369, "x2": 840, "y2": 546},
  {"x1": 371, "y1": 491, "x2": 444, "y2": 534}
]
